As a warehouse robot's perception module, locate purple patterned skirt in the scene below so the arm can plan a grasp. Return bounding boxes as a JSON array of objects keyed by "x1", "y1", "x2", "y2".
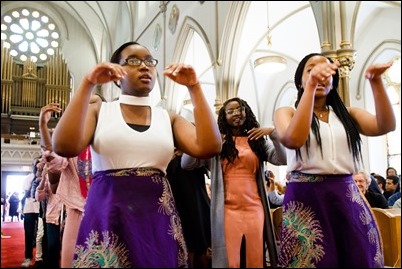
[
  {"x1": 73, "y1": 167, "x2": 188, "y2": 268},
  {"x1": 278, "y1": 172, "x2": 384, "y2": 268}
]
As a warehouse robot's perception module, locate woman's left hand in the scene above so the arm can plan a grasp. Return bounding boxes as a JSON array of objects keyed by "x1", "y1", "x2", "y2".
[
  {"x1": 365, "y1": 62, "x2": 393, "y2": 81},
  {"x1": 247, "y1": 127, "x2": 274, "y2": 140},
  {"x1": 163, "y1": 63, "x2": 199, "y2": 87}
]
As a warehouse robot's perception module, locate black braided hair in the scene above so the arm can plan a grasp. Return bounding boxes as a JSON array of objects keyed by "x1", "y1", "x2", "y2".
[
  {"x1": 293, "y1": 53, "x2": 362, "y2": 165},
  {"x1": 217, "y1": 97, "x2": 268, "y2": 163}
]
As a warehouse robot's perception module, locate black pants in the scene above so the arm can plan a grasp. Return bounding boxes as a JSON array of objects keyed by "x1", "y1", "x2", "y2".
[
  {"x1": 23, "y1": 213, "x2": 39, "y2": 259},
  {"x1": 46, "y1": 223, "x2": 61, "y2": 268}
]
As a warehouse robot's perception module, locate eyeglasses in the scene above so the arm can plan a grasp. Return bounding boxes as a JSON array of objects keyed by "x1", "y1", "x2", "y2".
[
  {"x1": 122, "y1": 57, "x2": 158, "y2": 67},
  {"x1": 225, "y1": 106, "x2": 245, "y2": 115}
]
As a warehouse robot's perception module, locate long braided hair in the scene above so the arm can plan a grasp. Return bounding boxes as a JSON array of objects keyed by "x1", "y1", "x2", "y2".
[
  {"x1": 294, "y1": 53, "x2": 362, "y2": 165},
  {"x1": 217, "y1": 97, "x2": 268, "y2": 163}
]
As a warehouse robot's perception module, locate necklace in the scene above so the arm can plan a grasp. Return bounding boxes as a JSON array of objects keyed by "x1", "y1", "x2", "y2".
[
  {"x1": 119, "y1": 95, "x2": 152, "y2": 106},
  {"x1": 317, "y1": 106, "x2": 329, "y2": 118}
]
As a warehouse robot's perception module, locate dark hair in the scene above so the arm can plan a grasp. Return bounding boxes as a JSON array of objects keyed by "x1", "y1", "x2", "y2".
[
  {"x1": 293, "y1": 53, "x2": 362, "y2": 167},
  {"x1": 32, "y1": 157, "x2": 40, "y2": 176},
  {"x1": 25, "y1": 158, "x2": 40, "y2": 199},
  {"x1": 386, "y1": 175, "x2": 400, "y2": 185},
  {"x1": 264, "y1": 170, "x2": 274, "y2": 186},
  {"x1": 110, "y1": 41, "x2": 147, "y2": 88},
  {"x1": 373, "y1": 174, "x2": 386, "y2": 190},
  {"x1": 386, "y1": 167, "x2": 397, "y2": 176},
  {"x1": 217, "y1": 97, "x2": 268, "y2": 163}
]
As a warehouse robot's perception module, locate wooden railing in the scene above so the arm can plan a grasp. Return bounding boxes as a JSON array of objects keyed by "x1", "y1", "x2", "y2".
[{"x1": 372, "y1": 208, "x2": 401, "y2": 268}]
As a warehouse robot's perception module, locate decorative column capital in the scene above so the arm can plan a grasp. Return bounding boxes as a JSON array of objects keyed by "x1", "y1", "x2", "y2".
[
  {"x1": 214, "y1": 98, "x2": 223, "y2": 115},
  {"x1": 336, "y1": 49, "x2": 356, "y2": 78},
  {"x1": 159, "y1": 2, "x2": 167, "y2": 13}
]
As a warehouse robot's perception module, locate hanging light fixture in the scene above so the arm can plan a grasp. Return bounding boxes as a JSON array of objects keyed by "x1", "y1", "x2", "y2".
[{"x1": 254, "y1": 2, "x2": 287, "y2": 73}]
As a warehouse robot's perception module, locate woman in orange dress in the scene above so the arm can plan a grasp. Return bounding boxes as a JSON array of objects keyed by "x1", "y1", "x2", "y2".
[{"x1": 183, "y1": 97, "x2": 286, "y2": 268}]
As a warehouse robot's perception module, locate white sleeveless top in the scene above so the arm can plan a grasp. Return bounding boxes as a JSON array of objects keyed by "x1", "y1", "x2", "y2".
[
  {"x1": 91, "y1": 101, "x2": 174, "y2": 174},
  {"x1": 286, "y1": 107, "x2": 358, "y2": 174}
]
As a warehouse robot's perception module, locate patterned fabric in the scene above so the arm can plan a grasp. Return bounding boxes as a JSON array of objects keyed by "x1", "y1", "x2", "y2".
[
  {"x1": 278, "y1": 172, "x2": 384, "y2": 268},
  {"x1": 77, "y1": 147, "x2": 93, "y2": 199},
  {"x1": 73, "y1": 167, "x2": 188, "y2": 268}
]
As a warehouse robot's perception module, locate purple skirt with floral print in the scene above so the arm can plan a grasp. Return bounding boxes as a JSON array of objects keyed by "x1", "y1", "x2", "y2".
[
  {"x1": 73, "y1": 167, "x2": 188, "y2": 268},
  {"x1": 278, "y1": 172, "x2": 384, "y2": 268}
]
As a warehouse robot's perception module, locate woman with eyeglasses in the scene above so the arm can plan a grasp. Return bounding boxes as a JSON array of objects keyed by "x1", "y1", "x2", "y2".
[
  {"x1": 182, "y1": 97, "x2": 286, "y2": 268},
  {"x1": 52, "y1": 41, "x2": 222, "y2": 268}
]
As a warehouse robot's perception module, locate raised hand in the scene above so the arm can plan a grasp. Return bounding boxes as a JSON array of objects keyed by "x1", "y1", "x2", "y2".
[
  {"x1": 162, "y1": 63, "x2": 199, "y2": 87},
  {"x1": 365, "y1": 62, "x2": 393, "y2": 81},
  {"x1": 308, "y1": 61, "x2": 339, "y2": 86},
  {"x1": 39, "y1": 103, "x2": 62, "y2": 125},
  {"x1": 86, "y1": 62, "x2": 126, "y2": 85}
]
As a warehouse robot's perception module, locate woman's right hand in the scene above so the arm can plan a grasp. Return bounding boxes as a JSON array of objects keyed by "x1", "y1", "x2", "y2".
[
  {"x1": 308, "y1": 61, "x2": 339, "y2": 87},
  {"x1": 86, "y1": 62, "x2": 126, "y2": 85},
  {"x1": 39, "y1": 103, "x2": 62, "y2": 125}
]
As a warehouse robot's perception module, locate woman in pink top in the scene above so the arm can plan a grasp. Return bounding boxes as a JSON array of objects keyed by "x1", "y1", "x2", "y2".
[
  {"x1": 38, "y1": 99, "x2": 100, "y2": 268},
  {"x1": 35, "y1": 158, "x2": 63, "y2": 268}
]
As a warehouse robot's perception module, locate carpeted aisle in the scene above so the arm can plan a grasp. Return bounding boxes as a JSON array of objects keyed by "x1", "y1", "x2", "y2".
[{"x1": 1, "y1": 221, "x2": 25, "y2": 268}]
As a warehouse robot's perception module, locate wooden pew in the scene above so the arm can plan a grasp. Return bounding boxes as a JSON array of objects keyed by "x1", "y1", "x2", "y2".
[{"x1": 372, "y1": 208, "x2": 401, "y2": 268}]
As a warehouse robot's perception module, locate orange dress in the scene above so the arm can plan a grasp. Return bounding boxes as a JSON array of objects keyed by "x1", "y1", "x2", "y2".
[{"x1": 221, "y1": 136, "x2": 264, "y2": 268}]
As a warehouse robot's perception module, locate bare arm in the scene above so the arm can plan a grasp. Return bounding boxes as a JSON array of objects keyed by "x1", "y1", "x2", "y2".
[
  {"x1": 274, "y1": 61, "x2": 338, "y2": 149},
  {"x1": 39, "y1": 104, "x2": 63, "y2": 185},
  {"x1": 52, "y1": 63, "x2": 125, "y2": 157},
  {"x1": 348, "y1": 62, "x2": 396, "y2": 136},
  {"x1": 39, "y1": 103, "x2": 61, "y2": 153},
  {"x1": 164, "y1": 64, "x2": 222, "y2": 158}
]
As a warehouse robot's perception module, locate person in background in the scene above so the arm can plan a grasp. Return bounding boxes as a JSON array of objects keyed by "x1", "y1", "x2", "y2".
[
  {"x1": 1, "y1": 195, "x2": 11, "y2": 238},
  {"x1": 166, "y1": 149, "x2": 212, "y2": 268},
  {"x1": 38, "y1": 100, "x2": 99, "y2": 268},
  {"x1": 182, "y1": 97, "x2": 287, "y2": 268},
  {"x1": 30, "y1": 161, "x2": 46, "y2": 268},
  {"x1": 51, "y1": 41, "x2": 222, "y2": 267},
  {"x1": 8, "y1": 191, "x2": 20, "y2": 222},
  {"x1": 393, "y1": 197, "x2": 401, "y2": 208},
  {"x1": 388, "y1": 189, "x2": 401, "y2": 207},
  {"x1": 387, "y1": 176, "x2": 401, "y2": 207},
  {"x1": 1, "y1": 195, "x2": 9, "y2": 222},
  {"x1": 386, "y1": 167, "x2": 398, "y2": 177},
  {"x1": 264, "y1": 170, "x2": 285, "y2": 209},
  {"x1": 372, "y1": 174, "x2": 386, "y2": 194},
  {"x1": 388, "y1": 182, "x2": 401, "y2": 209},
  {"x1": 384, "y1": 175, "x2": 399, "y2": 200},
  {"x1": 21, "y1": 159, "x2": 40, "y2": 268},
  {"x1": 353, "y1": 170, "x2": 388, "y2": 209},
  {"x1": 274, "y1": 53, "x2": 395, "y2": 267},
  {"x1": 35, "y1": 156, "x2": 63, "y2": 269}
]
